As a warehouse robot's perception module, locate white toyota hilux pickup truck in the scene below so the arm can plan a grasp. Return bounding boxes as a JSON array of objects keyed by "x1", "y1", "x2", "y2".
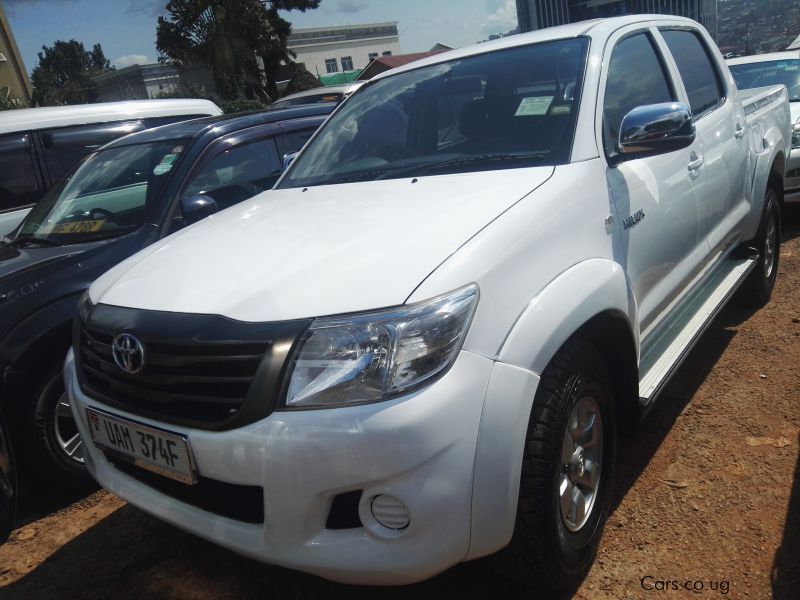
[{"x1": 66, "y1": 15, "x2": 791, "y2": 589}]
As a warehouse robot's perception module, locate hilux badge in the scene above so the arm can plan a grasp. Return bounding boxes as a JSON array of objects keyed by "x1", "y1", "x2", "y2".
[
  {"x1": 112, "y1": 333, "x2": 146, "y2": 374},
  {"x1": 623, "y1": 209, "x2": 645, "y2": 230}
]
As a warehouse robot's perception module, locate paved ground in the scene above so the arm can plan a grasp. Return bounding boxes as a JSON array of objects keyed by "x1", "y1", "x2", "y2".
[{"x1": 1, "y1": 207, "x2": 798, "y2": 600}]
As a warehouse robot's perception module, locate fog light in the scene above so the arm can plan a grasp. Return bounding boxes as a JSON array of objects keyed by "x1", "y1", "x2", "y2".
[{"x1": 370, "y1": 494, "x2": 410, "y2": 530}]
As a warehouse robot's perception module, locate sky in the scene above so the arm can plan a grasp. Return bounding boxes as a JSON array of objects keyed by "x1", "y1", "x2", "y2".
[{"x1": 2, "y1": 0, "x2": 520, "y2": 74}]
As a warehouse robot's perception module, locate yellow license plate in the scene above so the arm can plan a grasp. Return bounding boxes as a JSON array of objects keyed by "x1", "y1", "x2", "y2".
[{"x1": 45, "y1": 220, "x2": 105, "y2": 234}]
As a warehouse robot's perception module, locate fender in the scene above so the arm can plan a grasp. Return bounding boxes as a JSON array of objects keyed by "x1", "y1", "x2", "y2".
[
  {"x1": 0, "y1": 292, "x2": 81, "y2": 407},
  {"x1": 745, "y1": 125, "x2": 787, "y2": 242},
  {"x1": 497, "y1": 258, "x2": 637, "y2": 374},
  {"x1": 467, "y1": 258, "x2": 637, "y2": 559}
]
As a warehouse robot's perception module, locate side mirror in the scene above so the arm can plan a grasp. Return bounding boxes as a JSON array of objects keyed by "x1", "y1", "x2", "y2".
[
  {"x1": 282, "y1": 152, "x2": 299, "y2": 171},
  {"x1": 180, "y1": 194, "x2": 218, "y2": 226},
  {"x1": 618, "y1": 102, "x2": 695, "y2": 161}
]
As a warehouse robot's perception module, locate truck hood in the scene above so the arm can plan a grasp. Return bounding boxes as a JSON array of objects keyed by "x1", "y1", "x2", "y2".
[
  {"x1": 91, "y1": 167, "x2": 554, "y2": 322},
  {"x1": 0, "y1": 240, "x2": 111, "y2": 284}
]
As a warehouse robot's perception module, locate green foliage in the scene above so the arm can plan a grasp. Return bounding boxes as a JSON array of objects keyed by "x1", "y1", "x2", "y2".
[
  {"x1": 218, "y1": 98, "x2": 270, "y2": 114},
  {"x1": 31, "y1": 40, "x2": 112, "y2": 106},
  {"x1": 156, "y1": 0, "x2": 320, "y2": 102},
  {"x1": 283, "y1": 65, "x2": 322, "y2": 96},
  {"x1": 0, "y1": 97, "x2": 23, "y2": 111}
]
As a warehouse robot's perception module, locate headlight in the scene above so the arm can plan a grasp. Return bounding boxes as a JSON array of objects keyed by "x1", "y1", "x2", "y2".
[
  {"x1": 792, "y1": 121, "x2": 800, "y2": 149},
  {"x1": 284, "y1": 284, "x2": 479, "y2": 408}
]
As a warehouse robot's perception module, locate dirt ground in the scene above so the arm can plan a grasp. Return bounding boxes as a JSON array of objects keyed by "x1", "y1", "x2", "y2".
[{"x1": 1, "y1": 208, "x2": 798, "y2": 600}]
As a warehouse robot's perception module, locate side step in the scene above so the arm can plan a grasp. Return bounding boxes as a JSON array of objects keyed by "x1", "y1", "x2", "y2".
[{"x1": 638, "y1": 256, "x2": 757, "y2": 404}]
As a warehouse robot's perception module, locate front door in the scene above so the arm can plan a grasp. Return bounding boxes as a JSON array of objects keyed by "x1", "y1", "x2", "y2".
[{"x1": 600, "y1": 29, "x2": 710, "y2": 337}]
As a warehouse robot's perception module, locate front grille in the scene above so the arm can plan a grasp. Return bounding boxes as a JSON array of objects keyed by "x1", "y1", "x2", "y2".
[{"x1": 75, "y1": 303, "x2": 310, "y2": 430}]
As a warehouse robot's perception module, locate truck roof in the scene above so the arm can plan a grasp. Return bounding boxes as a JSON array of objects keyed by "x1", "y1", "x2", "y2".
[
  {"x1": 371, "y1": 14, "x2": 699, "y2": 81},
  {"x1": 0, "y1": 99, "x2": 222, "y2": 135},
  {"x1": 102, "y1": 103, "x2": 335, "y2": 149}
]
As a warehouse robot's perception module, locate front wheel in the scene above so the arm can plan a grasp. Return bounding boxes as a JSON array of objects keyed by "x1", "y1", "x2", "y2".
[
  {"x1": 494, "y1": 340, "x2": 616, "y2": 590},
  {"x1": 27, "y1": 369, "x2": 91, "y2": 486}
]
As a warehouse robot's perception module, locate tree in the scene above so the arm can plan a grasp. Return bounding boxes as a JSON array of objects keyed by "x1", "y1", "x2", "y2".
[
  {"x1": 156, "y1": 0, "x2": 320, "y2": 102},
  {"x1": 31, "y1": 40, "x2": 112, "y2": 106}
]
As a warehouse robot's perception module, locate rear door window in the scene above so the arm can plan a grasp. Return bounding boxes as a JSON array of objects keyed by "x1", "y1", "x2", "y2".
[
  {"x1": 0, "y1": 133, "x2": 42, "y2": 211},
  {"x1": 661, "y1": 29, "x2": 725, "y2": 117},
  {"x1": 602, "y1": 33, "x2": 676, "y2": 158},
  {"x1": 39, "y1": 120, "x2": 146, "y2": 184}
]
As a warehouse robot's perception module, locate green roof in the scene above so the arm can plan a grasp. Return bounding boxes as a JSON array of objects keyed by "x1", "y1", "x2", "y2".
[{"x1": 318, "y1": 70, "x2": 362, "y2": 86}]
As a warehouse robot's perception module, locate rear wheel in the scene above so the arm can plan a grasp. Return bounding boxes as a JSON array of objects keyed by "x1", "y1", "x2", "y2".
[
  {"x1": 494, "y1": 340, "x2": 616, "y2": 590},
  {"x1": 739, "y1": 187, "x2": 781, "y2": 306}
]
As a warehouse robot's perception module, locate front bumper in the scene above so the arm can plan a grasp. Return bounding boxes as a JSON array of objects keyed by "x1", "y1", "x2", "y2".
[
  {"x1": 67, "y1": 347, "x2": 504, "y2": 585},
  {"x1": 786, "y1": 146, "x2": 800, "y2": 203}
]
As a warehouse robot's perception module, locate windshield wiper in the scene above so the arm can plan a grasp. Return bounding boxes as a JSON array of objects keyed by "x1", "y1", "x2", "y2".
[
  {"x1": 374, "y1": 152, "x2": 547, "y2": 180},
  {"x1": 7, "y1": 236, "x2": 63, "y2": 248}
]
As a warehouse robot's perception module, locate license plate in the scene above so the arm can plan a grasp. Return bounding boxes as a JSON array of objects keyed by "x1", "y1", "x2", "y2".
[{"x1": 86, "y1": 408, "x2": 197, "y2": 484}]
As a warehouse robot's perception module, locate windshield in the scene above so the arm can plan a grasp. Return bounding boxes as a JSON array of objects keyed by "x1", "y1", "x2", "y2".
[
  {"x1": 17, "y1": 140, "x2": 186, "y2": 244},
  {"x1": 729, "y1": 59, "x2": 800, "y2": 101},
  {"x1": 278, "y1": 38, "x2": 589, "y2": 189}
]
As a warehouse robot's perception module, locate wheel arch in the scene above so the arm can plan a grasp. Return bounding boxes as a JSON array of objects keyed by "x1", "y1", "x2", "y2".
[{"x1": 469, "y1": 260, "x2": 641, "y2": 559}]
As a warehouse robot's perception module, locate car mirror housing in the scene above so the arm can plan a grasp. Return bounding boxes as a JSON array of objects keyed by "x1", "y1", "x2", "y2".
[
  {"x1": 617, "y1": 102, "x2": 695, "y2": 162},
  {"x1": 180, "y1": 194, "x2": 218, "y2": 226}
]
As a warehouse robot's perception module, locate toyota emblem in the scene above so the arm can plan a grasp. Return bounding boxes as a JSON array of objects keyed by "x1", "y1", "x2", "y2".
[{"x1": 112, "y1": 333, "x2": 145, "y2": 374}]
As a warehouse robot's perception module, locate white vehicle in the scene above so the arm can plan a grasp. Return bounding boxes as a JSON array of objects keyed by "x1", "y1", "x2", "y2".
[
  {"x1": 728, "y1": 51, "x2": 800, "y2": 202},
  {"x1": 269, "y1": 82, "x2": 362, "y2": 109},
  {"x1": 0, "y1": 99, "x2": 222, "y2": 234},
  {"x1": 66, "y1": 16, "x2": 790, "y2": 589}
]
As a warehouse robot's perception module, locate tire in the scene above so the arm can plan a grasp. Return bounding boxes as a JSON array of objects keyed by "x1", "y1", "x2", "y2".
[
  {"x1": 739, "y1": 187, "x2": 781, "y2": 307},
  {"x1": 493, "y1": 340, "x2": 616, "y2": 590},
  {"x1": 25, "y1": 368, "x2": 91, "y2": 486}
]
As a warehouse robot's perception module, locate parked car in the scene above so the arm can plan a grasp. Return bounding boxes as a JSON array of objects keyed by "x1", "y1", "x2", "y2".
[
  {"x1": 269, "y1": 82, "x2": 362, "y2": 109},
  {"x1": 66, "y1": 16, "x2": 790, "y2": 589},
  {"x1": 728, "y1": 51, "x2": 800, "y2": 202},
  {"x1": 0, "y1": 99, "x2": 222, "y2": 236},
  {"x1": 0, "y1": 103, "x2": 333, "y2": 485},
  {"x1": 0, "y1": 409, "x2": 15, "y2": 544}
]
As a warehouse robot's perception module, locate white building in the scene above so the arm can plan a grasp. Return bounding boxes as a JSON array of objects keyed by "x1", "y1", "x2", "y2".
[{"x1": 287, "y1": 22, "x2": 401, "y2": 77}]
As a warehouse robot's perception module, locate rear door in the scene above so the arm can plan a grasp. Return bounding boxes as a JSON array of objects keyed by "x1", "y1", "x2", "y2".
[
  {"x1": 599, "y1": 27, "x2": 709, "y2": 337},
  {"x1": 658, "y1": 27, "x2": 749, "y2": 265}
]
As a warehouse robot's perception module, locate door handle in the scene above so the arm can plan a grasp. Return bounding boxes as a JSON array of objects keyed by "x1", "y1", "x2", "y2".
[
  {"x1": 735, "y1": 124, "x2": 746, "y2": 139},
  {"x1": 688, "y1": 153, "x2": 704, "y2": 171}
]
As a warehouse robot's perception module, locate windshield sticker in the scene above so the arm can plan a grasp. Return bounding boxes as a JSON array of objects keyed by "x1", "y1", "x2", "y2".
[
  {"x1": 153, "y1": 146, "x2": 184, "y2": 176},
  {"x1": 550, "y1": 105, "x2": 571, "y2": 115},
  {"x1": 786, "y1": 65, "x2": 799, "y2": 71},
  {"x1": 41, "y1": 220, "x2": 106, "y2": 234},
  {"x1": 515, "y1": 96, "x2": 554, "y2": 117}
]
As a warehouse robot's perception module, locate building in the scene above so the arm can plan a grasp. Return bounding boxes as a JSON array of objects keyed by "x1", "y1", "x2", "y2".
[
  {"x1": 356, "y1": 51, "x2": 447, "y2": 81},
  {"x1": 516, "y1": 0, "x2": 719, "y2": 41},
  {"x1": 287, "y1": 22, "x2": 401, "y2": 77},
  {"x1": 93, "y1": 63, "x2": 215, "y2": 102},
  {"x1": 0, "y1": 1, "x2": 32, "y2": 107}
]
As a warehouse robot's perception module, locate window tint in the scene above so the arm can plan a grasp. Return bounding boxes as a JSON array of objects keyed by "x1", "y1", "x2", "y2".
[
  {"x1": 183, "y1": 137, "x2": 281, "y2": 212},
  {"x1": 40, "y1": 120, "x2": 145, "y2": 183},
  {"x1": 661, "y1": 29, "x2": 724, "y2": 116},
  {"x1": 603, "y1": 33, "x2": 675, "y2": 157},
  {"x1": 0, "y1": 133, "x2": 41, "y2": 210}
]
